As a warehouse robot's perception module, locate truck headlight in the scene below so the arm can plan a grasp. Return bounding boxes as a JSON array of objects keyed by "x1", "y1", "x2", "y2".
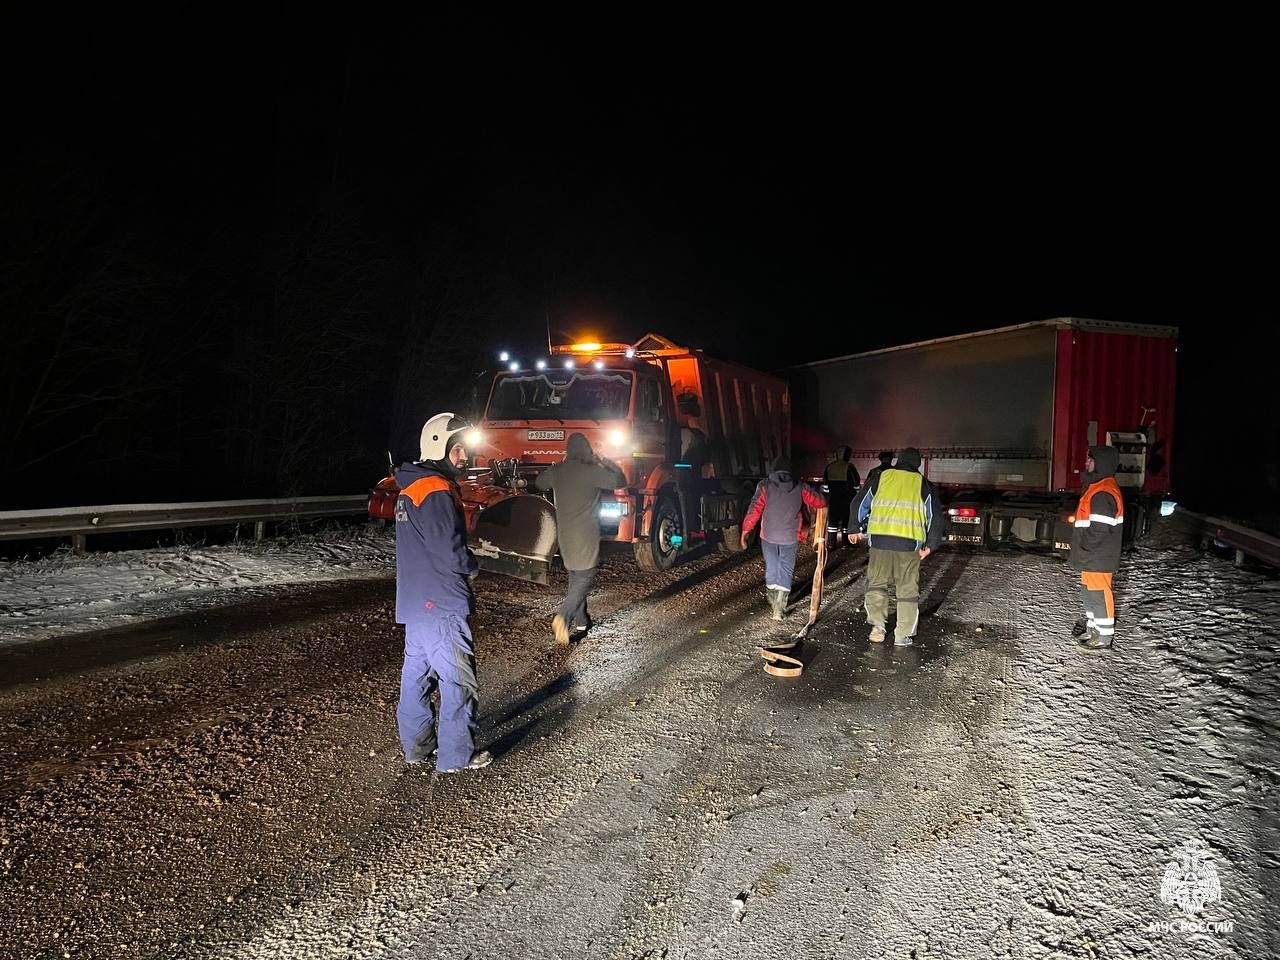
[
  {"x1": 599, "y1": 500, "x2": 628, "y2": 520},
  {"x1": 609, "y1": 429, "x2": 628, "y2": 448}
]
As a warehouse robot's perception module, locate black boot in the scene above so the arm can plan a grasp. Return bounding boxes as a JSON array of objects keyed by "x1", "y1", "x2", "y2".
[{"x1": 1071, "y1": 618, "x2": 1089, "y2": 638}]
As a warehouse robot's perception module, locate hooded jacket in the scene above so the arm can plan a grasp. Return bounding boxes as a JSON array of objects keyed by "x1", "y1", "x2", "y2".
[
  {"x1": 854, "y1": 447, "x2": 944, "y2": 553},
  {"x1": 394, "y1": 460, "x2": 478, "y2": 621},
  {"x1": 742, "y1": 456, "x2": 828, "y2": 545},
  {"x1": 532, "y1": 433, "x2": 627, "y2": 571},
  {"x1": 823, "y1": 457, "x2": 860, "y2": 488},
  {"x1": 1071, "y1": 445, "x2": 1124, "y2": 572},
  {"x1": 864, "y1": 455, "x2": 894, "y2": 492}
]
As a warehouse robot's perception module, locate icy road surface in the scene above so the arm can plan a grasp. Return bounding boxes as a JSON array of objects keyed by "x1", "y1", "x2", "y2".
[{"x1": 0, "y1": 523, "x2": 1275, "y2": 958}]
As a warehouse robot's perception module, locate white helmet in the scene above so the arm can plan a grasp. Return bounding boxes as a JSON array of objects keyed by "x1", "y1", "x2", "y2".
[{"x1": 419, "y1": 411, "x2": 472, "y2": 462}]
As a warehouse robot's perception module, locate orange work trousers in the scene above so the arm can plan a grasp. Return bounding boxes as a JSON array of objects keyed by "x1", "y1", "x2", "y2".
[{"x1": 1079, "y1": 571, "x2": 1115, "y2": 638}]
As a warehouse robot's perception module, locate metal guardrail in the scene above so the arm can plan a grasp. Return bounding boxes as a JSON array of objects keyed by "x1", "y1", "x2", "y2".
[
  {"x1": 0, "y1": 495, "x2": 369, "y2": 551},
  {"x1": 1179, "y1": 508, "x2": 1280, "y2": 569}
]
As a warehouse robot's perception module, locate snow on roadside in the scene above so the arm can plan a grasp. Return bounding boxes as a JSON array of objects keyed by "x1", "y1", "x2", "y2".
[{"x1": 0, "y1": 524, "x2": 395, "y2": 646}]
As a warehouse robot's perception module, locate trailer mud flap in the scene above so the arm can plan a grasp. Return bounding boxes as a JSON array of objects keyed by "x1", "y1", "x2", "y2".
[{"x1": 471, "y1": 495, "x2": 558, "y2": 585}]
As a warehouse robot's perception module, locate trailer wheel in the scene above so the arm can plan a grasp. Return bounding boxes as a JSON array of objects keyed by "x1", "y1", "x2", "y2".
[{"x1": 635, "y1": 495, "x2": 683, "y2": 572}]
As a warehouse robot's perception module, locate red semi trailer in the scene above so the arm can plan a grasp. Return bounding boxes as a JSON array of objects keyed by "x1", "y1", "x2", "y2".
[{"x1": 792, "y1": 318, "x2": 1177, "y2": 551}]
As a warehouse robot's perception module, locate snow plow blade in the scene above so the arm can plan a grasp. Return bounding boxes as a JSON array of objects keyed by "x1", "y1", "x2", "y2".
[{"x1": 471, "y1": 495, "x2": 558, "y2": 585}]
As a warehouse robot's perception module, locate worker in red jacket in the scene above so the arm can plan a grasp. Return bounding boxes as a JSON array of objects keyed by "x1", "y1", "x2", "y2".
[
  {"x1": 1071, "y1": 445, "x2": 1125, "y2": 650},
  {"x1": 741, "y1": 455, "x2": 828, "y2": 620}
]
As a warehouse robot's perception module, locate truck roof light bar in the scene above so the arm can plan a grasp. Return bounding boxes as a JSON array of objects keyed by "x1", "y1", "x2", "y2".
[{"x1": 550, "y1": 341, "x2": 632, "y2": 355}]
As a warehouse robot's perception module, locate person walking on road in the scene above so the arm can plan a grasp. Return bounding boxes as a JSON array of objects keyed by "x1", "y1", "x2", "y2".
[
  {"x1": 533, "y1": 433, "x2": 627, "y2": 645},
  {"x1": 823, "y1": 446, "x2": 861, "y2": 544},
  {"x1": 394, "y1": 412, "x2": 491, "y2": 773},
  {"x1": 1071, "y1": 445, "x2": 1125, "y2": 650},
  {"x1": 851, "y1": 447, "x2": 943, "y2": 645},
  {"x1": 741, "y1": 455, "x2": 828, "y2": 620}
]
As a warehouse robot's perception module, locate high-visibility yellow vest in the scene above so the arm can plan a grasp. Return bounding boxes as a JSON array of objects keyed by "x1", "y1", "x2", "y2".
[{"x1": 867, "y1": 469, "x2": 927, "y2": 542}]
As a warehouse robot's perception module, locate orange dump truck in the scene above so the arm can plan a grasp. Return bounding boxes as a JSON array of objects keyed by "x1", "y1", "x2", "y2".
[{"x1": 370, "y1": 334, "x2": 789, "y2": 583}]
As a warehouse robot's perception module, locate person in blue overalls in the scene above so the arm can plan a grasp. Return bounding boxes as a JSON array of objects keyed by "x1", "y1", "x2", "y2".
[{"x1": 393, "y1": 411, "x2": 491, "y2": 773}]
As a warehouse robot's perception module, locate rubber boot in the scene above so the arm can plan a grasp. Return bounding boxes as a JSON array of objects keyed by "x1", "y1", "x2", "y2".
[
  {"x1": 1079, "y1": 629, "x2": 1113, "y2": 650},
  {"x1": 771, "y1": 587, "x2": 788, "y2": 621}
]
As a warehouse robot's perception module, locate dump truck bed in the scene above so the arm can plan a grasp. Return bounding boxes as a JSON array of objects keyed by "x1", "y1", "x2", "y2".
[{"x1": 662, "y1": 352, "x2": 789, "y2": 478}]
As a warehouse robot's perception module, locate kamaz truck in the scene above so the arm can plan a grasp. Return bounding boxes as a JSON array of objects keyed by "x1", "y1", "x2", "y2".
[{"x1": 371, "y1": 334, "x2": 790, "y2": 582}]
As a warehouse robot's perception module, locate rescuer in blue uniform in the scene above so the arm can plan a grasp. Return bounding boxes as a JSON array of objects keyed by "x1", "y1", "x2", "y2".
[{"x1": 394, "y1": 412, "x2": 491, "y2": 773}]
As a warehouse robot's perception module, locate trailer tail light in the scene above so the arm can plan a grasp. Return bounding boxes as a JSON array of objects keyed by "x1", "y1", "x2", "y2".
[
  {"x1": 948, "y1": 507, "x2": 977, "y2": 517},
  {"x1": 1066, "y1": 514, "x2": 1076, "y2": 524}
]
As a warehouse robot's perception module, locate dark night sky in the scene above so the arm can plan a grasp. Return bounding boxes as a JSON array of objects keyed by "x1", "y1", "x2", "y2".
[{"x1": 3, "y1": 14, "x2": 1277, "y2": 515}]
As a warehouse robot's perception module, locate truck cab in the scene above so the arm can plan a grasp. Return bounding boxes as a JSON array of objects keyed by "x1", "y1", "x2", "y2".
[{"x1": 469, "y1": 344, "x2": 669, "y2": 546}]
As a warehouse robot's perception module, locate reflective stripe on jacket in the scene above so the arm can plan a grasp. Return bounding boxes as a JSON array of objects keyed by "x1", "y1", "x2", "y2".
[
  {"x1": 1074, "y1": 478, "x2": 1125, "y2": 529},
  {"x1": 866, "y1": 470, "x2": 927, "y2": 542},
  {"x1": 1070, "y1": 476, "x2": 1124, "y2": 572}
]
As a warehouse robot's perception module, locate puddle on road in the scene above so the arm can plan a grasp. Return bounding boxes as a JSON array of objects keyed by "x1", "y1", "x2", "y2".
[{"x1": 757, "y1": 615, "x2": 1018, "y2": 707}]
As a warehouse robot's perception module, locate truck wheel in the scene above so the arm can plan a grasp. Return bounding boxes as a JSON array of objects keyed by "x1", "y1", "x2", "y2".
[
  {"x1": 635, "y1": 495, "x2": 683, "y2": 572},
  {"x1": 719, "y1": 524, "x2": 749, "y2": 553}
]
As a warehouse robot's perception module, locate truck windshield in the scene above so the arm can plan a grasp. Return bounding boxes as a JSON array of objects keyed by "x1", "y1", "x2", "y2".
[{"x1": 486, "y1": 371, "x2": 634, "y2": 421}]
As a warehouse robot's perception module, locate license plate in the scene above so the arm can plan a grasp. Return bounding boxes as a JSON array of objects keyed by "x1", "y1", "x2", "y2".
[
  {"x1": 948, "y1": 534, "x2": 983, "y2": 544},
  {"x1": 527, "y1": 430, "x2": 564, "y2": 441},
  {"x1": 950, "y1": 515, "x2": 981, "y2": 524}
]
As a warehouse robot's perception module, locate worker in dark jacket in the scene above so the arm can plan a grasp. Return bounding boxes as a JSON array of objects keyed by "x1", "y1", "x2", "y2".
[
  {"x1": 1071, "y1": 445, "x2": 1125, "y2": 649},
  {"x1": 741, "y1": 455, "x2": 828, "y2": 620},
  {"x1": 823, "y1": 446, "x2": 861, "y2": 544},
  {"x1": 852, "y1": 447, "x2": 943, "y2": 645},
  {"x1": 864, "y1": 451, "x2": 895, "y2": 491},
  {"x1": 394, "y1": 412, "x2": 490, "y2": 773},
  {"x1": 533, "y1": 433, "x2": 627, "y2": 645}
]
